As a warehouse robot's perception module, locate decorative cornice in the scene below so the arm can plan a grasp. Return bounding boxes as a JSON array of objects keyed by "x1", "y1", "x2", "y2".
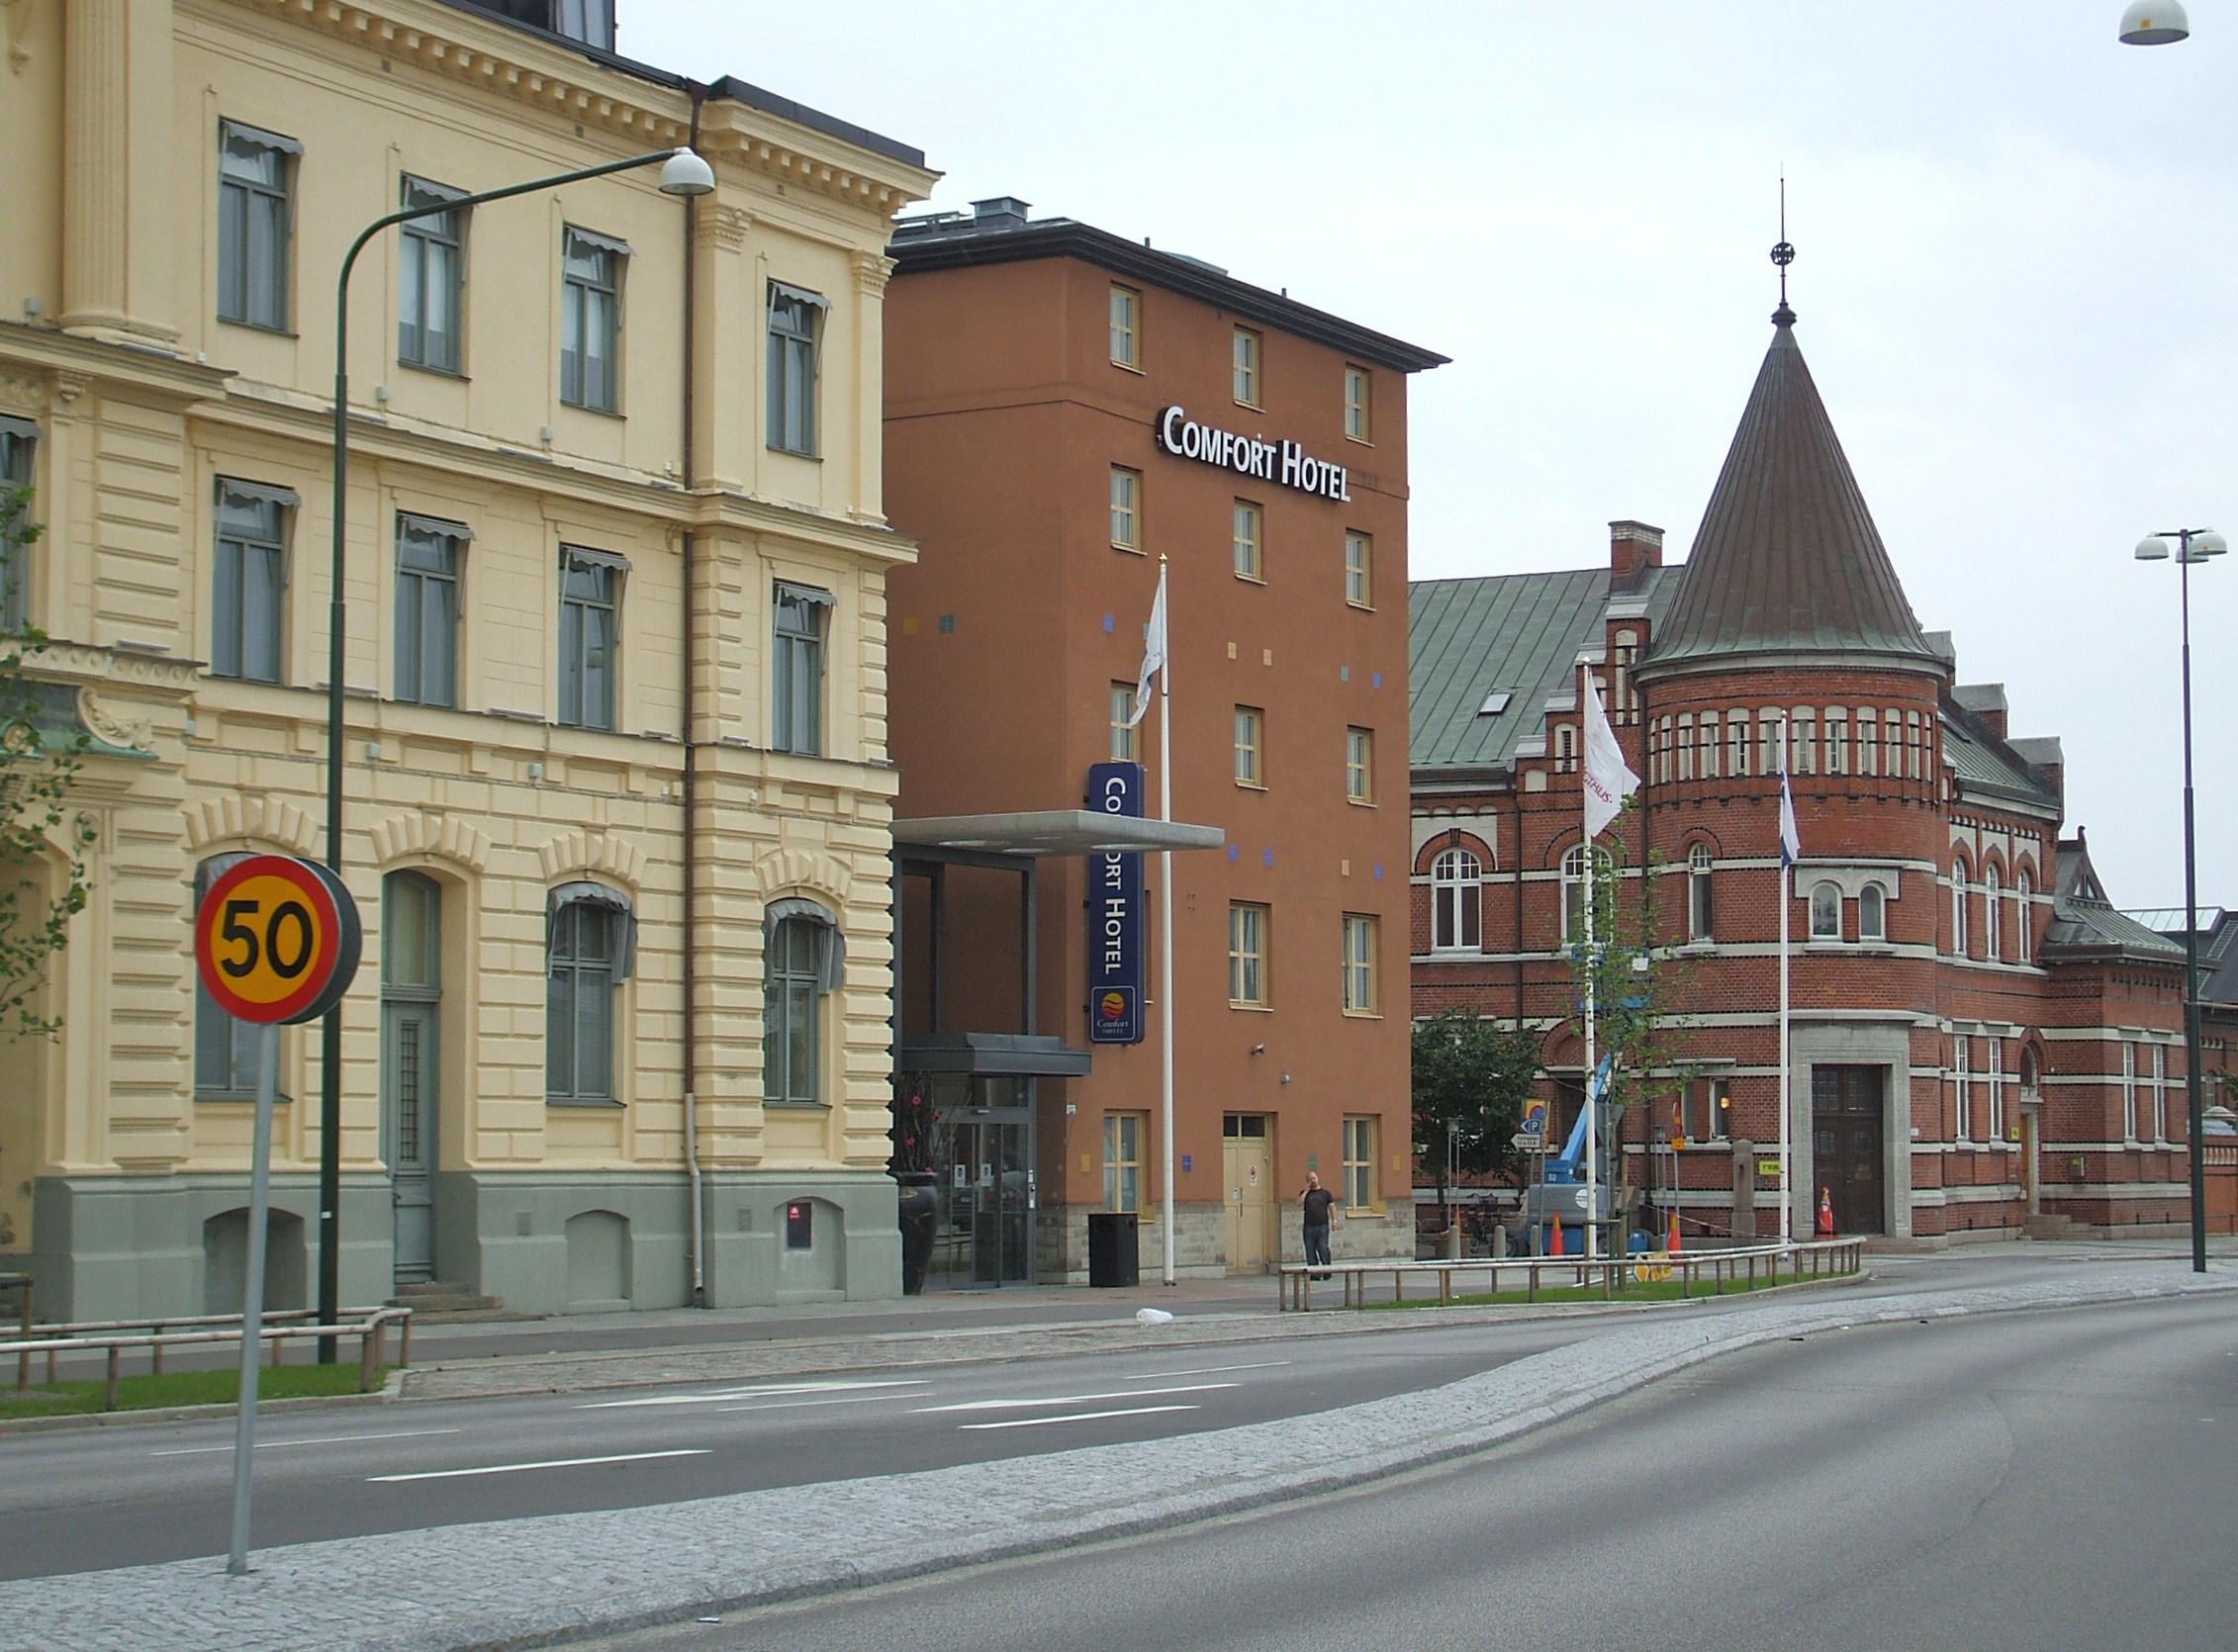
[
  {"x1": 850, "y1": 249, "x2": 895, "y2": 298},
  {"x1": 536, "y1": 828, "x2": 644, "y2": 891},
  {"x1": 26, "y1": 641, "x2": 202, "y2": 695},
  {"x1": 744, "y1": 846, "x2": 854, "y2": 907},
  {"x1": 185, "y1": 793, "x2": 322, "y2": 858},
  {"x1": 367, "y1": 809, "x2": 493, "y2": 874}
]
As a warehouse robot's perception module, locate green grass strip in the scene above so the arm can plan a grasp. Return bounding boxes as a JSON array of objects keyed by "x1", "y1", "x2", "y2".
[
  {"x1": 0, "y1": 1362, "x2": 391, "y2": 1420},
  {"x1": 1356, "y1": 1269, "x2": 1853, "y2": 1311}
]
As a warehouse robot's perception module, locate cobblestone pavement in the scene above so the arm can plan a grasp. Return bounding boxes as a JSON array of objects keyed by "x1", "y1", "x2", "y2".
[{"x1": 2, "y1": 1258, "x2": 2229, "y2": 1651}]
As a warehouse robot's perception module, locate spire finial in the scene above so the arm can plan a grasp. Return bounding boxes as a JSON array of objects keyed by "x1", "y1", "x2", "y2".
[{"x1": 1770, "y1": 174, "x2": 1796, "y2": 326}]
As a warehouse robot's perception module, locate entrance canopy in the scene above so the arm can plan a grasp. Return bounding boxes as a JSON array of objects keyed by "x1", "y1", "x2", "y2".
[{"x1": 893, "y1": 808, "x2": 1224, "y2": 858}]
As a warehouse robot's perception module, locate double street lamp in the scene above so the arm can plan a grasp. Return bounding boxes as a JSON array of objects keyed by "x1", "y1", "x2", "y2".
[
  {"x1": 314, "y1": 146, "x2": 714, "y2": 1346},
  {"x1": 2133, "y1": 528, "x2": 2225, "y2": 1274}
]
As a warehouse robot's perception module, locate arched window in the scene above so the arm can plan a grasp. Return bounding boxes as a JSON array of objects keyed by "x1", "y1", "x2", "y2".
[
  {"x1": 1954, "y1": 1037, "x2": 1972, "y2": 1140},
  {"x1": 1809, "y1": 880, "x2": 1841, "y2": 941},
  {"x1": 1951, "y1": 857, "x2": 1970, "y2": 956},
  {"x1": 547, "y1": 882, "x2": 636, "y2": 1104},
  {"x1": 194, "y1": 853, "x2": 261, "y2": 1100},
  {"x1": 2014, "y1": 869, "x2": 2033, "y2": 964},
  {"x1": 1987, "y1": 1039, "x2": 2006, "y2": 1142},
  {"x1": 1687, "y1": 844, "x2": 1715, "y2": 942},
  {"x1": 765, "y1": 897, "x2": 843, "y2": 1106},
  {"x1": 1984, "y1": 865, "x2": 2003, "y2": 960},
  {"x1": 1859, "y1": 881, "x2": 1887, "y2": 944},
  {"x1": 1431, "y1": 848, "x2": 1482, "y2": 953},
  {"x1": 1560, "y1": 845, "x2": 1610, "y2": 945}
]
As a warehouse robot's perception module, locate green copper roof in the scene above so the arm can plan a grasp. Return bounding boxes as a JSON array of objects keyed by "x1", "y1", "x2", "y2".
[{"x1": 1640, "y1": 314, "x2": 1939, "y2": 676}]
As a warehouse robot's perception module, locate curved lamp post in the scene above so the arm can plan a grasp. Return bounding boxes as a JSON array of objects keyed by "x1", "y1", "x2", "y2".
[
  {"x1": 2134, "y1": 527, "x2": 2225, "y2": 1273},
  {"x1": 316, "y1": 146, "x2": 714, "y2": 1349}
]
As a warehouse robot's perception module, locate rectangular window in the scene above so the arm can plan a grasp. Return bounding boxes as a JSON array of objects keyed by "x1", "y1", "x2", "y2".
[
  {"x1": 1701, "y1": 710, "x2": 1722, "y2": 780},
  {"x1": 1988, "y1": 1039, "x2": 2005, "y2": 1143},
  {"x1": 1234, "y1": 705, "x2": 1263, "y2": 786},
  {"x1": 1103, "y1": 1111, "x2": 1145, "y2": 1212},
  {"x1": 1794, "y1": 707, "x2": 1818, "y2": 776},
  {"x1": 555, "y1": 0, "x2": 615, "y2": 48},
  {"x1": 1342, "y1": 913, "x2": 1377, "y2": 1013},
  {"x1": 1759, "y1": 708, "x2": 1782, "y2": 777},
  {"x1": 394, "y1": 513, "x2": 465, "y2": 707},
  {"x1": 1727, "y1": 708, "x2": 1750, "y2": 778},
  {"x1": 1343, "y1": 1115, "x2": 1375, "y2": 1211},
  {"x1": 1346, "y1": 726, "x2": 1373, "y2": 803},
  {"x1": 1110, "y1": 683, "x2": 1139, "y2": 761},
  {"x1": 2152, "y1": 1044, "x2": 2168, "y2": 1143},
  {"x1": 773, "y1": 581, "x2": 831, "y2": 756},
  {"x1": 1686, "y1": 1075, "x2": 1732, "y2": 1143},
  {"x1": 1344, "y1": 365, "x2": 1371, "y2": 441},
  {"x1": 218, "y1": 121, "x2": 297, "y2": 331},
  {"x1": 212, "y1": 480, "x2": 294, "y2": 684},
  {"x1": 1676, "y1": 713, "x2": 1694, "y2": 780},
  {"x1": 1232, "y1": 500, "x2": 1262, "y2": 581},
  {"x1": 764, "y1": 913, "x2": 827, "y2": 1106},
  {"x1": 1954, "y1": 1037, "x2": 1972, "y2": 1141},
  {"x1": 1906, "y1": 710, "x2": 1924, "y2": 780},
  {"x1": 1, "y1": 417, "x2": 38, "y2": 632},
  {"x1": 398, "y1": 176, "x2": 465, "y2": 373},
  {"x1": 547, "y1": 901, "x2": 616, "y2": 1103},
  {"x1": 560, "y1": 227, "x2": 624, "y2": 413},
  {"x1": 1229, "y1": 902, "x2": 1268, "y2": 1006},
  {"x1": 1826, "y1": 708, "x2": 1848, "y2": 776},
  {"x1": 1109, "y1": 284, "x2": 1139, "y2": 369},
  {"x1": 1344, "y1": 530, "x2": 1372, "y2": 607},
  {"x1": 1859, "y1": 708, "x2": 1880, "y2": 777},
  {"x1": 1109, "y1": 467, "x2": 1141, "y2": 550},
  {"x1": 1886, "y1": 709, "x2": 1905, "y2": 780},
  {"x1": 1233, "y1": 326, "x2": 1260, "y2": 407},
  {"x1": 2121, "y1": 1043, "x2": 2137, "y2": 1141},
  {"x1": 558, "y1": 546, "x2": 624, "y2": 731},
  {"x1": 767, "y1": 281, "x2": 825, "y2": 455}
]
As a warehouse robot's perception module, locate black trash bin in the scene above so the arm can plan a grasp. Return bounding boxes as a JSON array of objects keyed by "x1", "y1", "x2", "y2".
[{"x1": 1086, "y1": 1211, "x2": 1140, "y2": 1287}]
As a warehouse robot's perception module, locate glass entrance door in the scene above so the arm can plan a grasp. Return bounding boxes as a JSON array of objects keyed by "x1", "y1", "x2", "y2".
[{"x1": 924, "y1": 1077, "x2": 1034, "y2": 1288}]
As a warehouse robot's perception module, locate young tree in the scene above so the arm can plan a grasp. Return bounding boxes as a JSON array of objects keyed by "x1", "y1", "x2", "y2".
[
  {"x1": 0, "y1": 484, "x2": 93, "y2": 1041},
  {"x1": 1411, "y1": 1007, "x2": 1542, "y2": 1230}
]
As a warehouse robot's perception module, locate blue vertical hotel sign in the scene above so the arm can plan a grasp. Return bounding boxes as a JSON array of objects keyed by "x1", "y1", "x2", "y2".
[{"x1": 1088, "y1": 761, "x2": 1145, "y2": 1044}]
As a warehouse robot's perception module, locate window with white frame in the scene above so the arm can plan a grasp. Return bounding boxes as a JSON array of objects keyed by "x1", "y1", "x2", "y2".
[
  {"x1": 2015, "y1": 869, "x2": 2032, "y2": 963},
  {"x1": 1233, "y1": 326, "x2": 1260, "y2": 407},
  {"x1": 218, "y1": 121, "x2": 298, "y2": 331},
  {"x1": 547, "y1": 882, "x2": 634, "y2": 1104},
  {"x1": 1951, "y1": 858, "x2": 1969, "y2": 955},
  {"x1": 561, "y1": 228, "x2": 626, "y2": 413},
  {"x1": 1560, "y1": 845, "x2": 1609, "y2": 945},
  {"x1": 395, "y1": 512, "x2": 466, "y2": 708},
  {"x1": 1676, "y1": 713, "x2": 1694, "y2": 780},
  {"x1": 1988, "y1": 1039, "x2": 2005, "y2": 1143},
  {"x1": 1687, "y1": 844, "x2": 1715, "y2": 942},
  {"x1": 1343, "y1": 913, "x2": 1377, "y2": 1013},
  {"x1": 1727, "y1": 708, "x2": 1751, "y2": 778},
  {"x1": 1103, "y1": 1111, "x2": 1145, "y2": 1211},
  {"x1": 1759, "y1": 710, "x2": 1783, "y2": 777},
  {"x1": 558, "y1": 546, "x2": 624, "y2": 731},
  {"x1": 1984, "y1": 865, "x2": 2003, "y2": 959},
  {"x1": 0, "y1": 416, "x2": 33, "y2": 631},
  {"x1": 1953, "y1": 1036, "x2": 1972, "y2": 1140},
  {"x1": 773, "y1": 582, "x2": 830, "y2": 756},
  {"x1": 1884, "y1": 709, "x2": 1904, "y2": 780},
  {"x1": 1229, "y1": 902, "x2": 1269, "y2": 1006},
  {"x1": 398, "y1": 176, "x2": 466, "y2": 373},
  {"x1": 1682, "y1": 1074, "x2": 1730, "y2": 1142},
  {"x1": 1343, "y1": 1115, "x2": 1375, "y2": 1209},
  {"x1": 767, "y1": 282, "x2": 825, "y2": 455},
  {"x1": 763, "y1": 900, "x2": 838, "y2": 1107},
  {"x1": 1810, "y1": 880, "x2": 1841, "y2": 941},
  {"x1": 1109, "y1": 467, "x2": 1141, "y2": 550},
  {"x1": 1826, "y1": 708, "x2": 1849, "y2": 776},
  {"x1": 1701, "y1": 710, "x2": 1722, "y2": 780},
  {"x1": 1432, "y1": 848, "x2": 1482, "y2": 952},
  {"x1": 1859, "y1": 881, "x2": 1887, "y2": 943},
  {"x1": 1346, "y1": 726, "x2": 1373, "y2": 803},
  {"x1": 1233, "y1": 705, "x2": 1264, "y2": 786},
  {"x1": 212, "y1": 479, "x2": 293, "y2": 684},
  {"x1": 1109, "y1": 683, "x2": 1138, "y2": 761},
  {"x1": 1232, "y1": 500, "x2": 1262, "y2": 581},
  {"x1": 2121, "y1": 1042, "x2": 2137, "y2": 1141},
  {"x1": 1344, "y1": 365, "x2": 1371, "y2": 441},
  {"x1": 1857, "y1": 707, "x2": 1879, "y2": 777},
  {"x1": 2152, "y1": 1044, "x2": 2168, "y2": 1143},
  {"x1": 1109, "y1": 284, "x2": 1140, "y2": 369},
  {"x1": 1794, "y1": 707, "x2": 1818, "y2": 776},
  {"x1": 1345, "y1": 530, "x2": 1372, "y2": 607}
]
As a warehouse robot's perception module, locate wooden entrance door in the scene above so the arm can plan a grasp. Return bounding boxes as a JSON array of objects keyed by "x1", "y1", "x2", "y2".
[
  {"x1": 1811, "y1": 1065, "x2": 1885, "y2": 1236},
  {"x1": 1223, "y1": 1114, "x2": 1272, "y2": 1272}
]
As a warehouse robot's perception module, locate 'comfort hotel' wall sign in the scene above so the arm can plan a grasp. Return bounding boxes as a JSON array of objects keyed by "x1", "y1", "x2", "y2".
[{"x1": 1154, "y1": 406, "x2": 1352, "y2": 503}]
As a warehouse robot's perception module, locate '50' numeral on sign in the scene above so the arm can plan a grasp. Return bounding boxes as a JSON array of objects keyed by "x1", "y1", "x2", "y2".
[{"x1": 218, "y1": 898, "x2": 317, "y2": 979}]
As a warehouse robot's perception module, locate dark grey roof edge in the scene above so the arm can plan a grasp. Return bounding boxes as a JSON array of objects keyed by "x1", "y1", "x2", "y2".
[
  {"x1": 887, "y1": 219, "x2": 1448, "y2": 373},
  {"x1": 436, "y1": 4, "x2": 927, "y2": 168},
  {"x1": 1941, "y1": 692, "x2": 2060, "y2": 810},
  {"x1": 1631, "y1": 644, "x2": 1947, "y2": 686}
]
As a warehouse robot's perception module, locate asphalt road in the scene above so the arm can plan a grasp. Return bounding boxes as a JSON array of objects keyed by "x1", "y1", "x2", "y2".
[{"x1": 597, "y1": 1293, "x2": 2238, "y2": 1652}]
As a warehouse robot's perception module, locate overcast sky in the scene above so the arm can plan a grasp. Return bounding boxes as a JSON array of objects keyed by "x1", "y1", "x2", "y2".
[{"x1": 628, "y1": 1, "x2": 2236, "y2": 912}]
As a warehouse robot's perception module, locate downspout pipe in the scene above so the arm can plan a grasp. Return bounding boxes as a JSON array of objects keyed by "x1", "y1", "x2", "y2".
[{"x1": 681, "y1": 84, "x2": 707, "y2": 1307}]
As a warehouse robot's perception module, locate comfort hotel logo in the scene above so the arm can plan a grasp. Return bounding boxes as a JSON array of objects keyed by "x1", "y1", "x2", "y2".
[{"x1": 1154, "y1": 406, "x2": 1352, "y2": 502}]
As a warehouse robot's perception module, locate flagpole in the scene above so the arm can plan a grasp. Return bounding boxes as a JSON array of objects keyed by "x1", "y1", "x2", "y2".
[
  {"x1": 1158, "y1": 556, "x2": 1176, "y2": 1288},
  {"x1": 1777, "y1": 713, "x2": 1792, "y2": 1243},
  {"x1": 1579, "y1": 664, "x2": 1599, "y2": 1266}
]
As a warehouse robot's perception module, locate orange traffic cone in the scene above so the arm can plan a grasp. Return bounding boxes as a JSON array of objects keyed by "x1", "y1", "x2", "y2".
[
  {"x1": 1548, "y1": 1213, "x2": 1566, "y2": 1257},
  {"x1": 1817, "y1": 1187, "x2": 1835, "y2": 1237},
  {"x1": 1667, "y1": 1206, "x2": 1683, "y2": 1254}
]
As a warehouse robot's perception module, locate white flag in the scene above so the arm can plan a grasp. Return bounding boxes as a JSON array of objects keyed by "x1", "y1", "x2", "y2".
[
  {"x1": 1580, "y1": 670, "x2": 1638, "y2": 840},
  {"x1": 1123, "y1": 567, "x2": 1166, "y2": 729},
  {"x1": 1778, "y1": 749, "x2": 1803, "y2": 868}
]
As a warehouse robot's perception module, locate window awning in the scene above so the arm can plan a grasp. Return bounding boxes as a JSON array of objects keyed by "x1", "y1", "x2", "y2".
[
  {"x1": 549, "y1": 880, "x2": 636, "y2": 981},
  {"x1": 764, "y1": 895, "x2": 843, "y2": 991}
]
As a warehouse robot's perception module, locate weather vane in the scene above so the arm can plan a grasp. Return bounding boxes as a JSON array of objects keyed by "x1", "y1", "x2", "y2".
[{"x1": 1771, "y1": 174, "x2": 1796, "y2": 323}]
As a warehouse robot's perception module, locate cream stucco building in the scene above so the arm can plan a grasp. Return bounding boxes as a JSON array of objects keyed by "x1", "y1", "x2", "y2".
[{"x1": 0, "y1": 0, "x2": 935, "y2": 1319}]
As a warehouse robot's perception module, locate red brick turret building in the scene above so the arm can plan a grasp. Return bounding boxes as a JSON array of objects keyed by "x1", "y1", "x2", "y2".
[{"x1": 1411, "y1": 302, "x2": 2199, "y2": 1243}]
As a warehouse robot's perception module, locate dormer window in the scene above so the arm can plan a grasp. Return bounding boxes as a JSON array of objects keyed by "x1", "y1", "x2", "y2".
[{"x1": 1477, "y1": 690, "x2": 1513, "y2": 717}]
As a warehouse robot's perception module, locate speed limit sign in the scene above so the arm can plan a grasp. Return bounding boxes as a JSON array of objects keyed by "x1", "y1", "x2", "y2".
[{"x1": 194, "y1": 855, "x2": 362, "y2": 1026}]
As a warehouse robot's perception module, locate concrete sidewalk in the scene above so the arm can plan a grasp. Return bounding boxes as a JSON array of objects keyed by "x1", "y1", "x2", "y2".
[{"x1": 2, "y1": 1255, "x2": 2230, "y2": 1651}]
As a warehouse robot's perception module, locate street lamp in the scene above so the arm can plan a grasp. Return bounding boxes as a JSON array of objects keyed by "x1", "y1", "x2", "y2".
[
  {"x1": 2118, "y1": 2, "x2": 2191, "y2": 45},
  {"x1": 315, "y1": 146, "x2": 714, "y2": 1349},
  {"x1": 2133, "y1": 526, "x2": 2225, "y2": 1274}
]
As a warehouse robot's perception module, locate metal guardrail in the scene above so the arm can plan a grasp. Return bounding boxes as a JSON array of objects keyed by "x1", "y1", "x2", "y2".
[
  {"x1": 1277, "y1": 1238, "x2": 1867, "y2": 1311},
  {"x1": 5, "y1": 1306, "x2": 413, "y2": 1410}
]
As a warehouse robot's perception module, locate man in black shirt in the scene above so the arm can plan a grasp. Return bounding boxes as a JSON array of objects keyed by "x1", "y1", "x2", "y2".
[{"x1": 1301, "y1": 1171, "x2": 1337, "y2": 1279}]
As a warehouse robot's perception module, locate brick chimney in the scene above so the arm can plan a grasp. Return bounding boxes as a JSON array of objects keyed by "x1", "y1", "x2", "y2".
[{"x1": 1610, "y1": 520, "x2": 1663, "y2": 592}]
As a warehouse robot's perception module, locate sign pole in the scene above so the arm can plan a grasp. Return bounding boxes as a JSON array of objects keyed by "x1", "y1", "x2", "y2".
[{"x1": 227, "y1": 1022, "x2": 281, "y2": 1577}]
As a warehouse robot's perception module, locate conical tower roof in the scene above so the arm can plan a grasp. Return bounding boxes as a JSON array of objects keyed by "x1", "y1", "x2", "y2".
[{"x1": 1637, "y1": 309, "x2": 1939, "y2": 679}]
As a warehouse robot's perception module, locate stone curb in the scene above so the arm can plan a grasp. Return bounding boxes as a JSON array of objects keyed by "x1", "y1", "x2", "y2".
[{"x1": 1, "y1": 1267, "x2": 2227, "y2": 1652}]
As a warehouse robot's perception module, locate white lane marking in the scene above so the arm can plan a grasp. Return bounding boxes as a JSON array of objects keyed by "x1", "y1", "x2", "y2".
[
  {"x1": 961, "y1": 1405, "x2": 1196, "y2": 1431},
  {"x1": 368, "y1": 1448, "x2": 708, "y2": 1483},
  {"x1": 1122, "y1": 1360, "x2": 1289, "y2": 1381},
  {"x1": 913, "y1": 1382, "x2": 1236, "y2": 1415},
  {"x1": 713, "y1": 1394, "x2": 913, "y2": 1415},
  {"x1": 579, "y1": 1379, "x2": 929, "y2": 1411},
  {"x1": 149, "y1": 1427, "x2": 461, "y2": 1458}
]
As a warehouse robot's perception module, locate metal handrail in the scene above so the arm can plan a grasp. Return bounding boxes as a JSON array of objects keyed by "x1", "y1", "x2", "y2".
[
  {"x1": 1277, "y1": 1237, "x2": 1867, "y2": 1311},
  {"x1": 5, "y1": 1306, "x2": 413, "y2": 1409}
]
